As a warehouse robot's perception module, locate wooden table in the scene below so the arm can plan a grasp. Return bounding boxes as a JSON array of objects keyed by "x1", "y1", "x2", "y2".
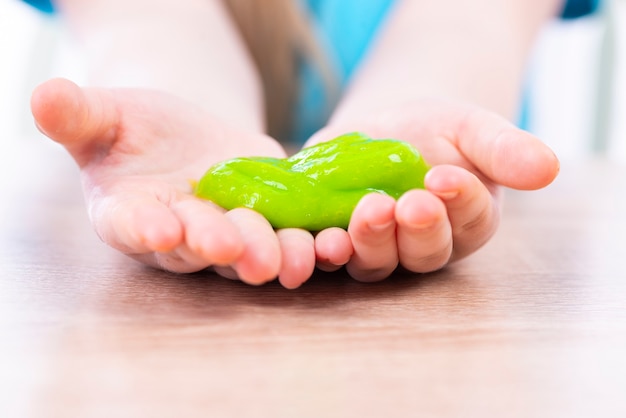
[{"x1": 2, "y1": 136, "x2": 625, "y2": 418}]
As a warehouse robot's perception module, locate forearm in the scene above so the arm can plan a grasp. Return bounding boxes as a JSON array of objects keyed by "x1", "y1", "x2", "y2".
[
  {"x1": 331, "y1": 0, "x2": 563, "y2": 124},
  {"x1": 55, "y1": 0, "x2": 264, "y2": 131}
]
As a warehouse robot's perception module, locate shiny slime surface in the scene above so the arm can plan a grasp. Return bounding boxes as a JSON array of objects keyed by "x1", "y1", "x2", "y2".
[{"x1": 194, "y1": 132, "x2": 430, "y2": 230}]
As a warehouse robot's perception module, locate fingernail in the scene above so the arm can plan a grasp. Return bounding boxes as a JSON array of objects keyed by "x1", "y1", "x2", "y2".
[{"x1": 368, "y1": 220, "x2": 394, "y2": 231}]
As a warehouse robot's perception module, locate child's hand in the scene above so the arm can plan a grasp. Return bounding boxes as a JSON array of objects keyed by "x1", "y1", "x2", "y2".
[
  {"x1": 307, "y1": 99, "x2": 560, "y2": 281},
  {"x1": 31, "y1": 78, "x2": 317, "y2": 288}
]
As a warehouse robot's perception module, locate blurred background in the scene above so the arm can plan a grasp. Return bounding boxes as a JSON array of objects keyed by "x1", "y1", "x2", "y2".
[{"x1": 1, "y1": 0, "x2": 625, "y2": 161}]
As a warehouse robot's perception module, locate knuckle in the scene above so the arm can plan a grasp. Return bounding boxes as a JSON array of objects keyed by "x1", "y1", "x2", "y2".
[{"x1": 400, "y1": 242, "x2": 452, "y2": 273}]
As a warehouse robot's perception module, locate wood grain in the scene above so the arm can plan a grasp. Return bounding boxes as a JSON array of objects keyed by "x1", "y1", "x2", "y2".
[{"x1": 2, "y1": 138, "x2": 625, "y2": 418}]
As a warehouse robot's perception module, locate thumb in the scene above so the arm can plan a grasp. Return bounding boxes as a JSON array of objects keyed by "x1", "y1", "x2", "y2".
[
  {"x1": 456, "y1": 108, "x2": 560, "y2": 190},
  {"x1": 31, "y1": 77, "x2": 120, "y2": 167}
]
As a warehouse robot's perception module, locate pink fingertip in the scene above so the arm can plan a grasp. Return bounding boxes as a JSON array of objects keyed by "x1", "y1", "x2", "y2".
[
  {"x1": 134, "y1": 206, "x2": 183, "y2": 252},
  {"x1": 351, "y1": 193, "x2": 396, "y2": 236},
  {"x1": 204, "y1": 236, "x2": 244, "y2": 265},
  {"x1": 396, "y1": 189, "x2": 446, "y2": 230},
  {"x1": 314, "y1": 227, "x2": 353, "y2": 266}
]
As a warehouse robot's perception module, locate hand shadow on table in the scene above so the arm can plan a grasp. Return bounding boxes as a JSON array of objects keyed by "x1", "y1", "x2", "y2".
[{"x1": 80, "y1": 257, "x2": 464, "y2": 321}]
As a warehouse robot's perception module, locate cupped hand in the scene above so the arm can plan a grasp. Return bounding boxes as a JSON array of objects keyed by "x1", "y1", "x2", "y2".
[
  {"x1": 308, "y1": 99, "x2": 560, "y2": 281},
  {"x1": 31, "y1": 78, "x2": 316, "y2": 288}
]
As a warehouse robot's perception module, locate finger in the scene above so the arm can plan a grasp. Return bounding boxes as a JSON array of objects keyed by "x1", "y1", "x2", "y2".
[
  {"x1": 425, "y1": 165, "x2": 499, "y2": 260},
  {"x1": 31, "y1": 77, "x2": 119, "y2": 167},
  {"x1": 395, "y1": 189, "x2": 452, "y2": 273},
  {"x1": 90, "y1": 193, "x2": 183, "y2": 255},
  {"x1": 314, "y1": 227, "x2": 353, "y2": 272},
  {"x1": 455, "y1": 107, "x2": 560, "y2": 190},
  {"x1": 91, "y1": 194, "x2": 215, "y2": 273},
  {"x1": 346, "y1": 193, "x2": 398, "y2": 282},
  {"x1": 276, "y1": 229, "x2": 316, "y2": 289},
  {"x1": 172, "y1": 198, "x2": 244, "y2": 266},
  {"x1": 225, "y1": 208, "x2": 281, "y2": 285}
]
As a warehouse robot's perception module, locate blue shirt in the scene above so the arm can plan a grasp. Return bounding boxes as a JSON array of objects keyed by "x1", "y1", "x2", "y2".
[{"x1": 23, "y1": 0, "x2": 54, "y2": 13}]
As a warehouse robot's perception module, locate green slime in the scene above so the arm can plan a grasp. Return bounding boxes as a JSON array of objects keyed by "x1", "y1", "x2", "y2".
[{"x1": 194, "y1": 132, "x2": 430, "y2": 230}]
